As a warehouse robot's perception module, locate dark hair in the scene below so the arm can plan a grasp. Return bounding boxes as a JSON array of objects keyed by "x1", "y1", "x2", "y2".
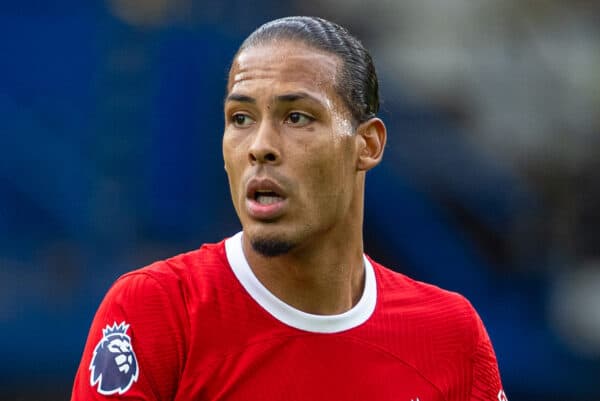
[{"x1": 236, "y1": 16, "x2": 379, "y2": 125}]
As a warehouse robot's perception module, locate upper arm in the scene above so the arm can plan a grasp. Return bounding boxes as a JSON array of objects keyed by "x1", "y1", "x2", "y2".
[{"x1": 71, "y1": 271, "x2": 188, "y2": 401}]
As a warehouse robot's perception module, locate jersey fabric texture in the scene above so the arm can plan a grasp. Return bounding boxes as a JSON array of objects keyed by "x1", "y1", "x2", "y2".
[{"x1": 72, "y1": 232, "x2": 505, "y2": 400}]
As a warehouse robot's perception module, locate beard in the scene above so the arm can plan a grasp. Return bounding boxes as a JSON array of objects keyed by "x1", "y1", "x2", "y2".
[{"x1": 250, "y1": 236, "x2": 295, "y2": 257}]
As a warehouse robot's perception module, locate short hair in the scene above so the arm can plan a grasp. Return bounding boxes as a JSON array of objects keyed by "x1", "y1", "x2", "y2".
[{"x1": 235, "y1": 16, "x2": 379, "y2": 125}]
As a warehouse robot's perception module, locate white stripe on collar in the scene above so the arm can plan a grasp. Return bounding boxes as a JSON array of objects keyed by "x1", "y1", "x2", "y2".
[{"x1": 225, "y1": 231, "x2": 377, "y2": 333}]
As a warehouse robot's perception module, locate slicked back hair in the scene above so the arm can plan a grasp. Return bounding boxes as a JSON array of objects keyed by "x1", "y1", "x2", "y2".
[{"x1": 235, "y1": 16, "x2": 379, "y2": 126}]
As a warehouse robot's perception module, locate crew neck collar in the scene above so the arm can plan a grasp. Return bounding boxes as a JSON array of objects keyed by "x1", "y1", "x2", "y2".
[{"x1": 224, "y1": 231, "x2": 377, "y2": 333}]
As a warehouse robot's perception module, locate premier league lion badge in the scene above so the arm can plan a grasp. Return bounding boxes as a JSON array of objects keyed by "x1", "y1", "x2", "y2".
[{"x1": 89, "y1": 321, "x2": 139, "y2": 395}]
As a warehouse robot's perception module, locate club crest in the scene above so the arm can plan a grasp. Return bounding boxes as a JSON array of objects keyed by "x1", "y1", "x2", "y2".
[{"x1": 89, "y1": 321, "x2": 139, "y2": 395}]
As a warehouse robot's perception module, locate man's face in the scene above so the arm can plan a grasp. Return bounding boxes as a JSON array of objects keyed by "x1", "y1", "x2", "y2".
[{"x1": 223, "y1": 40, "x2": 361, "y2": 256}]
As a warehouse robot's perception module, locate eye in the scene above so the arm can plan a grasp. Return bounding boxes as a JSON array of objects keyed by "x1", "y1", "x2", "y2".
[
  {"x1": 231, "y1": 113, "x2": 255, "y2": 127},
  {"x1": 285, "y1": 112, "x2": 314, "y2": 127}
]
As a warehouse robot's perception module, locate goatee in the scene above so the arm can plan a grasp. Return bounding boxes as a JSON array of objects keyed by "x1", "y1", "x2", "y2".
[{"x1": 251, "y1": 237, "x2": 295, "y2": 257}]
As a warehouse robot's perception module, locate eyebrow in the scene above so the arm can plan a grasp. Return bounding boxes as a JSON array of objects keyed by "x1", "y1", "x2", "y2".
[
  {"x1": 276, "y1": 92, "x2": 313, "y2": 103},
  {"x1": 225, "y1": 92, "x2": 324, "y2": 106},
  {"x1": 225, "y1": 93, "x2": 256, "y2": 104},
  {"x1": 277, "y1": 92, "x2": 329, "y2": 108}
]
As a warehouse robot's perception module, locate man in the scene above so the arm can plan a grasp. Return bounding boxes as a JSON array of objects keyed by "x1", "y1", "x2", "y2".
[{"x1": 72, "y1": 16, "x2": 507, "y2": 400}]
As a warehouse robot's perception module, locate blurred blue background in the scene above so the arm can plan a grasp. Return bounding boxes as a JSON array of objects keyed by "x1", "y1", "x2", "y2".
[{"x1": 1, "y1": 1, "x2": 600, "y2": 400}]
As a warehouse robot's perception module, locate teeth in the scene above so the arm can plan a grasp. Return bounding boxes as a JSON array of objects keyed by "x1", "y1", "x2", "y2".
[{"x1": 256, "y1": 195, "x2": 282, "y2": 205}]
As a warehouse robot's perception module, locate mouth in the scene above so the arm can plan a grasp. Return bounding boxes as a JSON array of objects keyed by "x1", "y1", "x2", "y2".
[
  {"x1": 252, "y1": 190, "x2": 284, "y2": 205},
  {"x1": 245, "y1": 179, "x2": 288, "y2": 220}
]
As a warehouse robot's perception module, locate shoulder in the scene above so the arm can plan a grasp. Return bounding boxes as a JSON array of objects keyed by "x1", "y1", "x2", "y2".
[
  {"x1": 371, "y1": 257, "x2": 473, "y2": 308},
  {"x1": 110, "y1": 239, "x2": 229, "y2": 299},
  {"x1": 370, "y1": 257, "x2": 481, "y2": 347},
  {"x1": 128, "y1": 239, "x2": 227, "y2": 281}
]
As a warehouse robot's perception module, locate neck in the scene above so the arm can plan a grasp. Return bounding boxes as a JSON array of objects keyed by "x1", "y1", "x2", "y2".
[{"x1": 242, "y1": 192, "x2": 366, "y2": 315}]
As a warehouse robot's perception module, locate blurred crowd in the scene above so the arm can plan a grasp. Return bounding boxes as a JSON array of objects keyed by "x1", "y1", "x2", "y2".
[{"x1": 1, "y1": 1, "x2": 599, "y2": 400}]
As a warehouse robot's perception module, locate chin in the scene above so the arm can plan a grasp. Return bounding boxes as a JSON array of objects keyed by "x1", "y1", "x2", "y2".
[
  {"x1": 250, "y1": 236, "x2": 295, "y2": 257},
  {"x1": 244, "y1": 225, "x2": 297, "y2": 258}
]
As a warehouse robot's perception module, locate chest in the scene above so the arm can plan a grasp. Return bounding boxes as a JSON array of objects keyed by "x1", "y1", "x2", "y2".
[{"x1": 174, "y1": 334, "x2": 444, "y2": 401}]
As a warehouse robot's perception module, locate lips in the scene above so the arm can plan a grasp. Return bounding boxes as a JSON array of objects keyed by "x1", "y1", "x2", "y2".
[{"x1": 245, "y1": 178, "x2": 288, "y2": 220}]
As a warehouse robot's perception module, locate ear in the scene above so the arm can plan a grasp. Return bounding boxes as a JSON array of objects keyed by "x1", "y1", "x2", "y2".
[{"x1": 356, "y1": 118, "x2": 386, "y2": 171}]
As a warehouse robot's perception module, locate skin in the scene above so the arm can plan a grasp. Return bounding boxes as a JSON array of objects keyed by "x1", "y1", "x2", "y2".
[{"x1": 222, "y1": 40, "x2": 386, "y2": 315}]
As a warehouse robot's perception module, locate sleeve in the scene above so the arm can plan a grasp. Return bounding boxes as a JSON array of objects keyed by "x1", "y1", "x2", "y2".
[
  {"x1": 468, "y1": 306, "x2": 508, "y2": 401},
  {"x1": 71, "y1": 270, "x2": 188, "y2": 401}
]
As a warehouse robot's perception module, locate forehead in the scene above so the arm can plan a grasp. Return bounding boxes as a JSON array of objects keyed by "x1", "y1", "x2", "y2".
[{"x1": 227, "y1": 41, "x2": 341, "y2": 99}]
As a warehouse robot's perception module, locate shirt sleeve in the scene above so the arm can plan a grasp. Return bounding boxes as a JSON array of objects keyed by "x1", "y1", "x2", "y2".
[
  {"x1": 71, "y1": 270, "x2": 188, "y2": 401},
  {"x1": 469, "y1": 306, "x2": 507, "y2": 401}
]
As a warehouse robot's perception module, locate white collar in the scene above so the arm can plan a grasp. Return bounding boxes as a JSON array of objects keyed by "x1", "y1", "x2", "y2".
[{"x1": 225, "y1": 231, "x2": 377, "y2": 333}]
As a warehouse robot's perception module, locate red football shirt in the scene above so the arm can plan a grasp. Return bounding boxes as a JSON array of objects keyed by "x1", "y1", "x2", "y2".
[{"x1": 71, "y1": 232, "x2": 507, "y2": 400}]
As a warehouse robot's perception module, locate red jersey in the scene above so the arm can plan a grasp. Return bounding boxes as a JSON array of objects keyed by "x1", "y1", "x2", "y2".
[{"x1": 72, "y1": 232, "x2": 507, "y2": 400}]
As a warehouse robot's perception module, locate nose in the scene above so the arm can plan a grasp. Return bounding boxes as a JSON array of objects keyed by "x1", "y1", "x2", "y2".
[{"x1": 248, "y1": 121, "x2": 281, "y2": 165}]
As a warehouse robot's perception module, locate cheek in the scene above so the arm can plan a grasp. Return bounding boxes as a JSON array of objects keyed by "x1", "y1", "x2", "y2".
[
  {"x1": 312, "y1": 142, "x2": 355, "y2": 205},
  {"x1": 222, "y1": 135, "x2": 234, "y2": 169},
  {"x1": 304, "y1": 152, "x2": 347, "y2": 202},
  {"x1": 222, "y1": 138, "x2": 243, "y2": 201},
  {"x1": 223, "y1": 135, "x2": 244, "y2": 176}
]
